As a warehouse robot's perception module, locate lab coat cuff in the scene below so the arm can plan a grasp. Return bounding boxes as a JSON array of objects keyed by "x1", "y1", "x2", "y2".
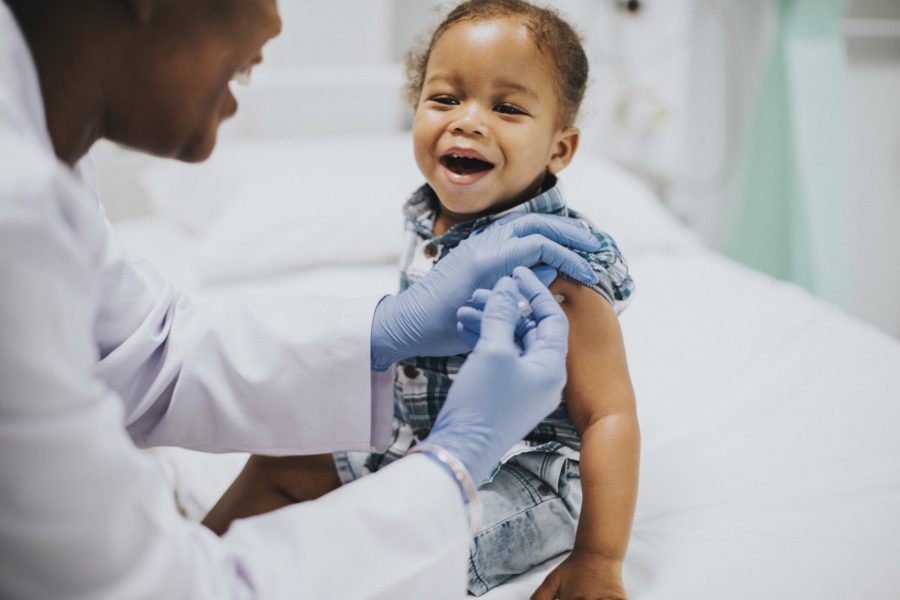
[
  {"x1": 332, "y1": 296, "x2": 387, "y2": 450},
  {"x1": 370, "y1": 368, "x2": 394, "y2": 452},
  {"x1": 407, "y1": 444, "x2": 482, "y2": 539}
]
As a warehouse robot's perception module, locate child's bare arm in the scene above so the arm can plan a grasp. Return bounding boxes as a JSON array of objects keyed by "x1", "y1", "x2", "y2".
[
  {"x1": 202, "y1": 454, "x2": 341, "y2": 535},
  {"x1": 533, "y1": 277, "x2": 639, "y2": 600}
]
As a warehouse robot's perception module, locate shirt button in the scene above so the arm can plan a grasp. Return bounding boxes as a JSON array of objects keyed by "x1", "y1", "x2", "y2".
[
  {"x1": 538, "y1": 483, "x2": 554, "y2": 496},
  {"x1": 414, "y1": 427, "x2": 431, "y2": 440},
  {"x1": 403, "y1": 365, "x2": 420, "y2": 379},
  {"x1": 423, "y1": 242, "x2": 438, "y2": 258}
]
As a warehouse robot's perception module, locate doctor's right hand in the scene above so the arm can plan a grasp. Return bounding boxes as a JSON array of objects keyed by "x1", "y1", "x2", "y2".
[
  {"x1": 371, "y1": 214, "x2": 597, "y2": 370},
  {"x1": 422, "y1": 267, "x2": 569, "y2": 485}
]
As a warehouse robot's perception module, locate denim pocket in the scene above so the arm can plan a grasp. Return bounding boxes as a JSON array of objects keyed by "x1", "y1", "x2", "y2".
[{"x1": 467, "y1": 452, "x2": 582, "y2": 595}]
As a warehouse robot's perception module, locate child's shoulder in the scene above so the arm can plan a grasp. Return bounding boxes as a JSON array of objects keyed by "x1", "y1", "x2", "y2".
[
  {"x1": 562, "y1": 206, "x2": 624, "y2": 260},
  {"x1": 562, "y1": 206, "x2": 634, "y2": 312}
]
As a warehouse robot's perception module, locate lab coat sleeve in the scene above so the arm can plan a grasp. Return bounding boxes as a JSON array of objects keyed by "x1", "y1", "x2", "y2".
[
  {"x1": 0, "y1": 162, "x2": 469, "y2": 599},
  {"x1": 2, "y1": 390, "x2": 468, "y2": 599},
  {"x1": 91, "y1": 210, "x2": 389, "y2": 455},
  {"x1": 106, "y1": 261, "x2": 384, "y2": 454},
  {"x1": 221, "y1": 455, "x2": 470, "y2": 599}
]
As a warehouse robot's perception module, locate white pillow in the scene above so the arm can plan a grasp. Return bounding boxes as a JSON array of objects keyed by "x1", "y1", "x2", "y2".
[
  {"x1": 138, "y1": 151, "x2": 247, "y2": 236},
  {"x1": 196, "y1": 135, "x2": 421, "y2": 283},
  {"x1": 560, "y1": 155, "x2": 700, "y2": 257}
]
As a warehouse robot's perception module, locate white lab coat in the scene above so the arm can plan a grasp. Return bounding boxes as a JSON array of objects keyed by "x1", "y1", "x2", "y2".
[{"x1": 0, "y1": 5, "x2": 469, "y2": 599}]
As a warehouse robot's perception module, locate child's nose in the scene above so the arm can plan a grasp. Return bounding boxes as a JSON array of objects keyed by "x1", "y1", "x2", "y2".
[{"x1": 450, "y1": 103, "x2": 487, "y2": 136}]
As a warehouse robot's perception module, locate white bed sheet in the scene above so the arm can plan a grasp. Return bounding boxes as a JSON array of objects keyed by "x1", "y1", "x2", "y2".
[
  {"x1": 109, "y1": 138, "x2": 900, "y2": 599},
  {"x1": 490, "y1": 248, "x2": 900, "y2": 599}
]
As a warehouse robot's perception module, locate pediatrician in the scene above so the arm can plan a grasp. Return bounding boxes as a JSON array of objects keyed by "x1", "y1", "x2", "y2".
[{"x1": 0, "y1": 1, "x2": 609, "y2": 598}]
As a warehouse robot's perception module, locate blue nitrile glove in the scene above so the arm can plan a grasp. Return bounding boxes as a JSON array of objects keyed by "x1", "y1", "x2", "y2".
[
  {"x1": 456, "y1": 264, "x2": 558, "y2": 349},
  {"x1": 455, "y1": 290, "x2": 529, "y2": 350},
  {"x1": 370, "y1": 214, "x2": 598, "y2": 370},
  {"x1": 422, "y1": 267, "x2": 570, "y2": 484}
]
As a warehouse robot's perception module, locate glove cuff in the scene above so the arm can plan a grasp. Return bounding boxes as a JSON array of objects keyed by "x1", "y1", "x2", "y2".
[
  {"x1": 370, "y1": 294, "x2": 401, "y2": 371},
  {"x1": 406, "y1": 443, "x2": 482, "y2": 538}
]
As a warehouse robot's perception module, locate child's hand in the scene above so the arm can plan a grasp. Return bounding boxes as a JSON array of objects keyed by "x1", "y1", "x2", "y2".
[{"x1": 531, "y1": 549, "x2": 628, "y2": 600}]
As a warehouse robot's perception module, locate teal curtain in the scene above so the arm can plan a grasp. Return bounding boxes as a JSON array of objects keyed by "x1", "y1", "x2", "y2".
[{"x1": 728, "y1": 0, "x2": 848, "y2": 307}]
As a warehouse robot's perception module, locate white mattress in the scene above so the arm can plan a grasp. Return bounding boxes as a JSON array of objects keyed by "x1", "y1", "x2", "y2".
[{"x1": 109, "y1": 136, "x2": 900, "y2": 599}]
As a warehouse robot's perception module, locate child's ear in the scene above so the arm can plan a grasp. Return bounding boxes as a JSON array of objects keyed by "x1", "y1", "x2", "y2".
[{"x1": 547, "y1": 127, "x2": 580, "y2": 174}]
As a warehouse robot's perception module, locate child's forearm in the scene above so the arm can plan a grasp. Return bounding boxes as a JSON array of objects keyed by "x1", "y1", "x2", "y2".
[
  {"x1": 549, "y1": 277, "x2": 639, "y2": 562},
  {"x1": 202, "y1": 454, "x2": 341, "y2": 535},
  {"x1": 572, "y1": 411, "x2": 640, "y2": 560}
]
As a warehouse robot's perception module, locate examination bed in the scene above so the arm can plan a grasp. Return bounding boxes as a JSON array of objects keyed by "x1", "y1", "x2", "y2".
[{"x1": 108, "y1": 133, "x2": 900, "y2": 599}]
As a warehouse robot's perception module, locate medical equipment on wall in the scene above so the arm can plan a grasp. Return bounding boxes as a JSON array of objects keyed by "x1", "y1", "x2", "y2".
[{"x1": 588, "y1": 0, "x2": 772, "y2": 246}]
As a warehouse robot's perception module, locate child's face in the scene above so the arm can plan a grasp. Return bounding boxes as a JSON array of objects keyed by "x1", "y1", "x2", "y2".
[{"x1": 413, "y1": 17, "x2": 578, "y2": 221}]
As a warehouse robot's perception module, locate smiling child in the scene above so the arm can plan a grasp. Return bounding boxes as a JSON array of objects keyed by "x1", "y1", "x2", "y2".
[
  {"x1": 347, "y1": 1, "x2": 640, "y2": 597},
  {"x1": 202, "y1": 1, "x2": 639, "y2": 598}
]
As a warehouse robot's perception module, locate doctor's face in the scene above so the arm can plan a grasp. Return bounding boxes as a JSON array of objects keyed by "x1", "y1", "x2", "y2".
[{"x1": 107, "y1": 0, "x2": 281, "y2": 162}]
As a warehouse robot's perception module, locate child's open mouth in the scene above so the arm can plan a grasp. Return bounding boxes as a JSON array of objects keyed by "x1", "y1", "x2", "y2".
[{"x1": 440, "y1": 152, "x2": 495, "y2": 176}]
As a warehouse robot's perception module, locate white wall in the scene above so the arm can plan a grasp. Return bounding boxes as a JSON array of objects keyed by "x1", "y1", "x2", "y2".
[{"x1": 844, "y1": 0, "x2": 900, "y2": 337}]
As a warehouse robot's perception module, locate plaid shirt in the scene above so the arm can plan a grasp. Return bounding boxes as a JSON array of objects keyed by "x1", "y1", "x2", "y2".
[{"x1": 367, "y1": 176, "x2": 634, "y2": 472}]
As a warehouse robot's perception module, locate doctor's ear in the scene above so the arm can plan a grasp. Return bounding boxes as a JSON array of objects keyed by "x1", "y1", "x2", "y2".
[
  {"x1": 122, "y1": 0, "x2": 157, "y2": 22},
  {"x1": 547, "y1": 127, "x2": 580, "y2": 175}
]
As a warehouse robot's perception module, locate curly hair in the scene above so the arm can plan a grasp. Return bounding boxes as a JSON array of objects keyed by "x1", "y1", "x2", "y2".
[{"x1": 405, "y1": 0, "x2": 589, "y2": 127}]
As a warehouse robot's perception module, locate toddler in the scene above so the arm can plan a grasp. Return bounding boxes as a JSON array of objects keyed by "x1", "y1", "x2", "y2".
[{"x1": 205, "y1": 1, "x2": 639, "y2": 597}]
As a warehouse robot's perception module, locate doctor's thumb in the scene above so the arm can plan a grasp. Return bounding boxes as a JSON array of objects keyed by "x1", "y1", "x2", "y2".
[{"x1": 474, "y1": 277, "x2": 521, "y2": 350}]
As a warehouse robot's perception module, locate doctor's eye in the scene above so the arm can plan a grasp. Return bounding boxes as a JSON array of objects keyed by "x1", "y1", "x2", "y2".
[
  {"x1": 494, "y1": 103, "x2": 526, "y2": 116},
  {"x1": 232, "y1": 65, "x2": 254, "y2": 87}
]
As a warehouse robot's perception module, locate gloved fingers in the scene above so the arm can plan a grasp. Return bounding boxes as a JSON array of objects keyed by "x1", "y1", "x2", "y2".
[
  {"x1": 456, "y1": 306, "x2": 483, "y2": 348},
  {"x1": 513, "y1": 267, "x2": 569, "y2": 355},
  {"x1": 456, "y1": 320, "x2": 480, "y2": 349},
  {"x1": 460, "y1": 299, "x2": 533, "y2": 351},
  {"x1": 467, "y1": 288, "x2": 491, "y2": 310},
  {"x1": 476, "y1": 276, "x2": 523, "y2": 351},
  {"x1": 520, "y1": 321, "x2": 539, "y2": 352},
  {"x1": 513, "y1": 266, "x2": 564, "y2": 315},
  {"x1": 506, "y1": 235, "x2": 599, "y2": 287},
  {"x1": 531, "y1": 265, "x2": 559, "y2": 287},
  {"x1": 493, "y1": 213, "x2": 600, "y2": 252},
  {"x1": 457, "y1": 306, "x2": 483, "y2": 330}
]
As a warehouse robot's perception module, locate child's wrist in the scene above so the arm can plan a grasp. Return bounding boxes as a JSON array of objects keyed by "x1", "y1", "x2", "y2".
[{"x1": 570, "y1": 544, "x2": 626, "y2": 567}]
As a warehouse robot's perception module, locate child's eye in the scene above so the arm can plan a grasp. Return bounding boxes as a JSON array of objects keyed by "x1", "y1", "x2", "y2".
[
  {"x1": 494, "y1": 103, "x2": 526, "y2": 115},
  {"x1": 429, "y1": 95, "x2": 460, "y2": 106}
]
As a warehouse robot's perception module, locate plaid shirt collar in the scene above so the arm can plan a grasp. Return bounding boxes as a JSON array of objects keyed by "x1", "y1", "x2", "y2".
[{"x1": 402, "y1": 173, "x2": 567, "y2": 250}]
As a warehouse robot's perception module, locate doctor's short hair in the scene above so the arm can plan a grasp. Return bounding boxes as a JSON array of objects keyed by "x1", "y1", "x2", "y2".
[{"x1": 405, "y1": 0, "x2": 589, "y2": 127}]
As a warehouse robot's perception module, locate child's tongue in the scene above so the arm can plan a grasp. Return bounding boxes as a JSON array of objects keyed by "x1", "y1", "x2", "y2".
[{"x1": 442, "y1": 154, "x2": 494, "y2": 175}]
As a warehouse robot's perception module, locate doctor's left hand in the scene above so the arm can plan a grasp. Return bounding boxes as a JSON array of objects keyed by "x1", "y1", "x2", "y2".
[{"x1": 370, "y1": 213, "x2": 600, "y2": 370}]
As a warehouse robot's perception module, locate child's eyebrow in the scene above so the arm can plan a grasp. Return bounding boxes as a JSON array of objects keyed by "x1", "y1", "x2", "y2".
[
  {"x1": 424, "y1": 73, "x2": 458, "y2": 87},
  {"x1": 424, "y1": 73, "x2": 539, "y2": 101},
  {"x1": 492, "y1": 79, "x2": 539, "y2": 101}
]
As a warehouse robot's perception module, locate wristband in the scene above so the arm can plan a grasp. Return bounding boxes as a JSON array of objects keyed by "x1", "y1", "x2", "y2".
[{"x1": 407, "y1": 443, "x2": 482, "y2": 537}]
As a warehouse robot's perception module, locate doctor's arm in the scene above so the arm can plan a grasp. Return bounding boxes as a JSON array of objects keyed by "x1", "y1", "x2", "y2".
[
  {"x1": 1, "y1": 181, "x2": 569, "y2": 599},
  {"x1": 99, "y1": 210, "x2": 600, "y2": 455}
]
